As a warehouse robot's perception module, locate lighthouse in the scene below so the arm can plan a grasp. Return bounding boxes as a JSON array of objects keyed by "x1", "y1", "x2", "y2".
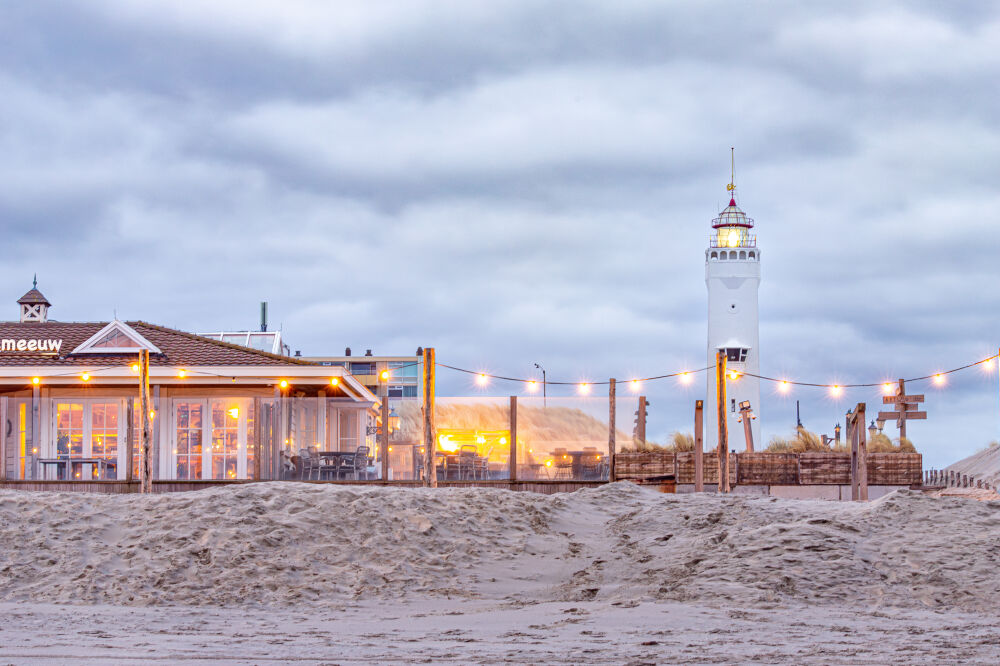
[{"x1": 705, "y1": 186, "x2": 761, "y2": 451}]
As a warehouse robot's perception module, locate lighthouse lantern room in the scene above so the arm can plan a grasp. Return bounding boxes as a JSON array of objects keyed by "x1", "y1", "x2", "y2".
[{"x1": 705, "y1": 182, "x2": 762, "y2": 451}]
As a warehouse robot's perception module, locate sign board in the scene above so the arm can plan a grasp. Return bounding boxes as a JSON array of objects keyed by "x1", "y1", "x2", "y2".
[
  {"x1": 0, "y1": 339, "x2": 63, "y2": 353},
  {"x1": 877, "y1": 411, "x2": 925, "y2": 420},
  {"x1": 882, "y1": 394, "x2": 924, "y2": 404}
]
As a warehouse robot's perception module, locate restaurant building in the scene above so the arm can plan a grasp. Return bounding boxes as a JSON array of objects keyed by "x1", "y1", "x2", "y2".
[{"x1": 0, "y1": 284, "x2": 380, "y2": 483}]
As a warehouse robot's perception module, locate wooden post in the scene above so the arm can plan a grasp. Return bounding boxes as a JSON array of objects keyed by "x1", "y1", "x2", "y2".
[
  {"x1": 30, "y1": 386, "x2": 40, "y2": 480},
  {"x1": 380, "y1": 376, "x2": 389, "y2": 482},
  {"x1": 422, "y1": 347, "x2": 437, "y2": 488},
  {"x1": 739, "y1": 402, "x2": 754, "y2": 452},
  {"x1": 608, "y1": 379, "x2": 617, "y2": 483},
  {"x1": 139, "y1": 349, "x2": 153, "y2": 494},
  {"x1": 694, "y1": 400, "x2": 704, "y2": 492},
  {"x1": 857, "y1": 402, "x2": 868, "y2": 501},
  {"x1": 897, "y1": 379, "x2": 907, "y2": 442},
  {"x1": 125, "y1": 398, "x2": 135, "y2": 483},
  {"x1": 716, "y1": 350, "x2": 729, "y2": 493},
  {"x1": 849, "y1": 410, "x2": 858, "y2": 500},
  {"x1": 509, "y1": 396, "x2": 517, "y2": 482},
  {"x1": 636, "y1": 396, "x2": 647, "y2": 447}
]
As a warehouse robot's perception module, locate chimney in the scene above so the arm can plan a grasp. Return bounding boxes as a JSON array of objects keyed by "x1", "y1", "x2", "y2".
[
  {"x1": 294, "y1": 350, "x2": 301, "y2": 357},
  {"x1": 365, "y1": 349, "x2": 373, "y2": 356},
  {"x1": 415, "y1": 346, "x2": 423, "y2": 356},
  {"x1": 260, "y1": 302, "x2": 268, "y2": 332},
  {"x1": 345, "y1": 347, "x2": 351, "y2": 356}
]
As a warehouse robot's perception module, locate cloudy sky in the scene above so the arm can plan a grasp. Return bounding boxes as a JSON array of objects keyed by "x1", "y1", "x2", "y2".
[{"x1": 2, "y1": 1, "x2": 999, "y2": 467}]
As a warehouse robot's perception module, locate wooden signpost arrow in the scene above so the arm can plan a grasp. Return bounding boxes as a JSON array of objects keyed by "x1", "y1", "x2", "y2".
[{"x1": 880, "y1": 379, "x2": 927, "y2": 441}]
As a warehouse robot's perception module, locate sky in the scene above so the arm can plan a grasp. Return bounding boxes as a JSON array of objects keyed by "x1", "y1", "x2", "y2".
[{"x1": 1, "y1": 1, "x2": 999, "y2": 468}]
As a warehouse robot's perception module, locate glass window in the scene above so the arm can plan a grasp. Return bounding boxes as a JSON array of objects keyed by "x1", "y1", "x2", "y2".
[
  {"x1": 402, "y1": 385, "x2": 418, "y2": 398},
  {"x1": 56, "y1": 403, "x2": 84, "y2": 459},
  {"x1": 350, "y1": 362, "x2": 375, "y2": 375},
  {"x1": 389, "y1": 361, "x2": 419, "y2": 377},
  {"x1": 90, "y1": 329, "x2": 140, "y2": 348},
  {"x1": 339, "y1": 410, "x2": 358, "y2": 451},
  {"x1": 176, "y1": 402, "x2": 203, "y2": 480},
  {"x1": 248, "y1": 334, "x2": 276, "y2": 352},
  {"x1": 222, "y1": 334, "x2": 248, "y2": 346},
  {"x1": 91, "y1": 403, "x2": 118, "y2": 479},
  {"x1": 246, "y1": 403, "x2": 256, "y2": 480},
  {"x1": 211, "y1": 403, "x2": 241, "y2": 480}
]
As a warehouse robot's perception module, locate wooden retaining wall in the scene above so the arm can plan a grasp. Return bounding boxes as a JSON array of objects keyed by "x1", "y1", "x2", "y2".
[
  {"x1": 615, "y1": 451, "x2": 922, "y2": 486},
  {"x1": 0, "y1": 479, "x2": 605, "y2": 495}
]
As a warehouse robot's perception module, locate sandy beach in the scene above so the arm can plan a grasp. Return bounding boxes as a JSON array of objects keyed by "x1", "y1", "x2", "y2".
[{"x1": 0, "y1": 483, "x2": 998, "y2": 663}]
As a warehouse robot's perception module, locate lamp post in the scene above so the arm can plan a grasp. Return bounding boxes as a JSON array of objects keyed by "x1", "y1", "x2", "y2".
[
  {"x1": 868, "y1": 419, "x2": 877, "y2": 442},
  {"x1": 534, "y1": 363, "x2": 546, "y2": 408}
]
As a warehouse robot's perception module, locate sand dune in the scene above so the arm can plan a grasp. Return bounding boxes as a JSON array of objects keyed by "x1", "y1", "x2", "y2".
[{"x1": 1, "y1": 483, "x2": 997, "y2": 615}]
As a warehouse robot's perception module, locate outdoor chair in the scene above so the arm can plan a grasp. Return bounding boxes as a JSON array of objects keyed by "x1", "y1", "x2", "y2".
[
  {"x1": 299, "y1": 448, "x2": 315, "y2": 480},
  {"x1": 456, "y1": 445, "x2": 478, "y2": 480},
  {"x1": 552, "y1": 448, "x2": 573, "y2": 480},
  {"x1": 351, "y1": 445, "x2": 371, "y2": 480}
]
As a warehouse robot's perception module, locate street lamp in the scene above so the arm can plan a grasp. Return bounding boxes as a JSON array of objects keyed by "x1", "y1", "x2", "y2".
[
  {"x1": 534, "y1": 363, "x2": 546, "y2": 408},
  {"x1": 388, "y1": 407, "x2": 401, "y2": 438},
  {"x1": 868, "y1": 419, "x2": 877, "y2": 441}
]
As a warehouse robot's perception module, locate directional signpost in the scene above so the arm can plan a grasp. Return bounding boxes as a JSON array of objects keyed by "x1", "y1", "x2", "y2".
[{"x1": 877, "y1": 379, "x2": 927, "y2": 441}]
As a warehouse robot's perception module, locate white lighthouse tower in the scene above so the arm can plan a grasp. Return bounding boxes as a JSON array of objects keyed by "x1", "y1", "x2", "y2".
[{"x1": 705, "y1": 180, "x2": 761, "y2": 451}]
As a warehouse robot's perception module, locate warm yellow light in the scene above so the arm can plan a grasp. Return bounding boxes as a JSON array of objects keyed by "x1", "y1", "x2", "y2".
[
  {"x1": 726, "y1": 228, "x2": 741, "y2": 248},
  {"x1": 437, "y1": 434, "x2": 459, "y2": 453},
  {"x1": 882, "y1": 382, "x2": 894, "y2": 395},
  {"x1": 330, "y1": 377, "x2": 339, "y2": 386},
  {"x1": 526, "y1": 380, "x2": 538, "y2": 392},
  {"x1": 499, "y1": 437, "x2": 507, "y2": 445},
  {"x1": 630, "y1": 379, "x2": 641, "y2": 392},
  {"x1": 31, "y1": 377, "x2": 40, "y2": 385},
  {"x1": 830, "y1": 385, "x2": 842, "y2": 397},
  {"x1": 544, "y1": 460, "x2": 553, "y2": 468},
  {"x1": 388, "y1": 446, "x2": 392, "y2": 452},
  {"x1": 380, "y1": 370, "x2": 390, "y2": 381},
  {"x1": 983, "y1": 358, "x2": 995, "y2": 372},
  {"x1": 178, "y1": 369, "x2": 187, "y2": 378},
  {"x1": 933, "y1": 373, "x2": 946, "y2": 386},
  {"x1": 32, "y1": 448, "x2": 37, "y2": 454},
  {"x1": 149, "y1": 410, "x2": 156, "y2": 420},
  {"x1": 679, "y1": 372, "x2": 692, "y2": 385},
  {"x1": 279, "y1": 380, "x2": 289, "y2": 389},
  {"x1": 131, "y1": 363, "x2": 139, "y2": 373},
  {"x1": 228, "y1": 407, "x2": 239, "y2": 419},
  {"x1": 476, "y1": 373, "x2": 488, "y2": 386},
  {"x1": 578, "y1": 382, "x2": 590, "y2": 394},
  {"x1": 778, "y1": 380, "x2": 789, "y2": 393},
  {"x1": 81, "y1": 373, "x2": 91, "y2": 382},
  {"x1": 728, "y1": 371, "x2": 740, "y2": 381}
]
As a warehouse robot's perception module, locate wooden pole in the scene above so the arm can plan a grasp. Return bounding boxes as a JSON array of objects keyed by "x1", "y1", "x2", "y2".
[
  {"x1": 125, "y1": 398, "x2": 135, "y2": 483},
  {"x1": 739, "y1": 402, "x2": 754, "y2": 452},
  {"x1": 897, "y1": 379, "x2": 907, "y2": 442},
  {"x1": 380, "y1": 375, "x2": 389, "y2": 482},
  {"x1": 636, "y1": 396, "x2": 647, "y2": 447},
  {"x1": 849, "y1": 410, "x2": 858, "y2": 501},
  {"x1": 694, "y1": 400, "x2": 704, "y2": 492},
  {"x1": 423, "y1": 347, "x2": 437, "y2": 488},
  {"x1": 139, "y1": 349, "x2": 153, "y2": 494},
  {"x1": 716, "y1": 350, "x2": 729, "y2": 493},
  {"x1": 608, "y1": 378, "x2": 617, "y2": 483},
  {"x1": 857, "y1": 402, "x2": 868, "y2": 501},
  {"x1": 509, "y1": 396, "x2": 517, "y2": 482}
]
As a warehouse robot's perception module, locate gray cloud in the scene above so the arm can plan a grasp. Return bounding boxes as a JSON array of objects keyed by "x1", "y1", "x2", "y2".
[{"x1": 1, "y1": 1, "x2": 998, "y2": 467}]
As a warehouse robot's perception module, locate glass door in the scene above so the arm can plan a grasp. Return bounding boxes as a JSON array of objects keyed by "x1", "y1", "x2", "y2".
[
  {"x1": 172, "y1": 399, "x2": 250, "y2": 479},
  {"x1": 174, "y1": 401, "x2": 204, "y2": 480}
]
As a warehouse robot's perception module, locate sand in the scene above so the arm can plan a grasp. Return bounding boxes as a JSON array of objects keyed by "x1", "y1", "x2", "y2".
[
  {"x1": 0, "y1": 482, "x2": 998, "y2": 663},
  {"x1": 945, "y1": 443, "x2": 1000, "y2": 490}
]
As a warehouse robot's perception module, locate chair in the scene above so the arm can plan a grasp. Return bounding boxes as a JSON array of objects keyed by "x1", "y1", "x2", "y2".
[
  {"x1": 456, "y1": 445, "x2": 478, "y2": 480},
  {"x1": 299, "y1": 448, "x2": 315, "y2": 480},
  {"x1": 351, "y1": 446, "x2": 371, "y2": 480},
  {"x1": 580, "y1": 449, "x2": 601, "y2": 480},
  {"x1": 552, "y1": 448, "x2": 573, "y2": 480}
]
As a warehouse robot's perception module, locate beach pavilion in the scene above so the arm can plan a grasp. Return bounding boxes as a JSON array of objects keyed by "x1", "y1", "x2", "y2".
[{"x1": 0, "y1": 283, "x2": 380, "y2": 486}]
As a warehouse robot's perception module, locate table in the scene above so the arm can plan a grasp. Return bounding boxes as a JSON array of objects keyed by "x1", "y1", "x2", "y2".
[
  {"x1": 37, "y1": 458, "x2": 117, "y2": 480},
  {"x1": 549, "y1": 450, "x2": 605, "y2": 480},
  {"x1": 316, "y1": 451, "x2": 368, "y2": 480}
]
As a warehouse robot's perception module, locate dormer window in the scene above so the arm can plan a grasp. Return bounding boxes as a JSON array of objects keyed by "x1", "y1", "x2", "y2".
[
  {"x1": 71, "y1": 320, "x2": 161, "y2": 355},
  {"x1": 722, "y1": 347, "x2": 749, "y2": 363}
]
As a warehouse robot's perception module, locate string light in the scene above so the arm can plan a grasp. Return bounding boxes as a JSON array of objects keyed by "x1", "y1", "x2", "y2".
[
  {"x1": 983, "y1": 358, "x2": 994, "y2": 372},
  {"x1": 679, "y1": 372, "x2": 692, "y2": 385},
  {"x1": 882, "y1": 382, "x2": 894, "y2": 395},
  {"x1": 130, "y1": 363, "x2": 139, "y2": 373},
  {"x1": 728, "y1": 371, "x2": 740, "y2": 381},
  {"x1": 630, "y1": 379, "x2": 641, "y2": 392},
  {"x1": 778, "y1": 380, "x2": 789, "y2": 393},
  {"x1": 31, "y1": 377, "x2": 40, "y2": 385},
  {"x1": 380, "y1": 369, "x2": 391, "y2": 381},
  {"x1": 330, "y1": 377, "x2": 340, "y2": 386},
  {"x1": 476, "y1": 373, "x2": 488, "y2": 387},
  {"x1": 178, "y1": 369, "x2": 187, "y2": 378},
  {"x1": 830, "y1": 384, "x2": 842, "y2": 398},
  {"x1": 279, "y1": 380, "x2": 288, "y2": 389},
  {"x1": 526, "y1": 380, "x2": 538, "y2": 392},
  {"x1": 578, "y1": 382, "x2": 590, "y2": 394},
  {"x1": 933, "y1": 373, "x2": 946, "y2": 386},
  {"x1": 81, "y1": 372, "x2": 90, "y2": 382}
]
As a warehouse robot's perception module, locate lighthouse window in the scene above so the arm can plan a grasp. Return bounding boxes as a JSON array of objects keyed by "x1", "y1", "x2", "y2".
[
  {"x1": 710, "y1": 251, "x2": 718, "y2": 259},
  {"x1": 739, "y1": 251, "x2": 746, "y2": 260},
  {"x1": 723, "y1": 347, "x2": 748, "y2": 363},
  {"x1": 748, "y1": 251, "x2": 755, "y2": 259}
]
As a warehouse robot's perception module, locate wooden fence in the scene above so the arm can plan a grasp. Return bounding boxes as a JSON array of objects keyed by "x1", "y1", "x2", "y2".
[{"x1": 615, "y1": 451, "x2": 922, "y2": 486}]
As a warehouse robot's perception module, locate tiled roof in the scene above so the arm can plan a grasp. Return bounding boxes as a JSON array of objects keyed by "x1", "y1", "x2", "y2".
[
  {"x1": 0, "y1": 321, "x2": 317, "y2": 367},
  {"x1": 17, "y1": 289, "x2": 51, "y2": 306}
]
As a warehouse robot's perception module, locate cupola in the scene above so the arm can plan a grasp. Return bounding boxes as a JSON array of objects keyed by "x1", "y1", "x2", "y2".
[{"x1": 17, "y1": 276, "x2": 51, "y2": 323}]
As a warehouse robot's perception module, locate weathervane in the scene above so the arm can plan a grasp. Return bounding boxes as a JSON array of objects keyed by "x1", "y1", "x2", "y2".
[{"x1": 726, "y1": 147, "x2": 736, "y2": 193}]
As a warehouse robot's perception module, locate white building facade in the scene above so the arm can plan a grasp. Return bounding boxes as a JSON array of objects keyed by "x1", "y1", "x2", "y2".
[{"x1": 705, "y1": 196, "x2": 762, "y2": 451}]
